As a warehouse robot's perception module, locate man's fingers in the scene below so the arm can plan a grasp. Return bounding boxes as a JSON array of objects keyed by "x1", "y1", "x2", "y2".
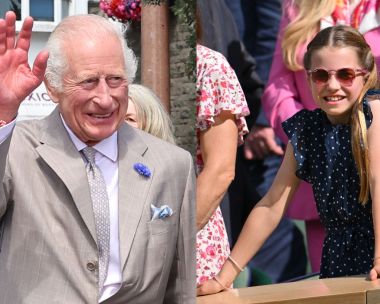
[
  {"x1": 272, "y1": 146, "x2": 284, "y2": 155},
  {"x1": 267, "y1": 139, "x2": 284, "y2": 155},
  {"x1": 32, "y1": 50, "x2": 49, "y2": 81},
  {"x1": 243, "y1": 143, "x2": 254, "y2": 160},
  {"x1": 5, "y1": 11, "x2": 16, "y2": 50},
  {"x1": 0, "y1": 18, "x2": 6, "y2": 54},
  {"x1": 15, "y1": 16, "x2": 33, "y2": 51}
]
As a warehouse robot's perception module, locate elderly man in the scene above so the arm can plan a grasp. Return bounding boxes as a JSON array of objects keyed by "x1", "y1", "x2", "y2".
[{"x1": 0, "y1": 11, "x2": 196, "y2": 304}]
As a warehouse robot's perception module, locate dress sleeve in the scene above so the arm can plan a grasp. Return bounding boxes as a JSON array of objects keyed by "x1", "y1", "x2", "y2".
[
  {"x1": 282, "y1": 110, "x2": 312, "y2": 183},
  {"x1": 196, "y1": 46, "x2": 250, "y2": 145},
  {"x1": 362, "y1": 89, "x2": 380, "y2": 128}
]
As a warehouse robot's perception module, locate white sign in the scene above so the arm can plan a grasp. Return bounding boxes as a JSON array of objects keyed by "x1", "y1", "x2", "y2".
[{"x1": 18, "y1": 84, "x2": 56, "y2": 121}]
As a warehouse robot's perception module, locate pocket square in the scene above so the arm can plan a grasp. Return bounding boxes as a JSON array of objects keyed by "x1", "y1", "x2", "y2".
[{"x1": 151, "y1": 204, "x2": 173, "y2": 220}]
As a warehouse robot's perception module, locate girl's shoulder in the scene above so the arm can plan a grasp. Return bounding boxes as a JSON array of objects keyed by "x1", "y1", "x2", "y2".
[
  {"x1": 282, "y1": 108, "x2": 323, "y2": 139},
  {"x1": 282, "y1": 108, "x2": 323, "y2": 129}
]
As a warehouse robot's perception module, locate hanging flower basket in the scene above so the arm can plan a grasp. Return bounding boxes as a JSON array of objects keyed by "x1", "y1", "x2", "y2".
[{"x1": 99, "y1": 0, "x2": 142, "y2": 23}]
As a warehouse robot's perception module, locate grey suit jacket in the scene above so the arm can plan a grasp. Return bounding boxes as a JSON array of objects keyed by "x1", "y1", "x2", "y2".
[{"x1": 0, "y1": 108, "x2": 196, "y2": 303}]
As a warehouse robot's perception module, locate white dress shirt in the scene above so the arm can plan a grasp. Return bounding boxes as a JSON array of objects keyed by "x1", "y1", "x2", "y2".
[{"x1": 0, "y1": 117, "x2": 122, "y2": 302}]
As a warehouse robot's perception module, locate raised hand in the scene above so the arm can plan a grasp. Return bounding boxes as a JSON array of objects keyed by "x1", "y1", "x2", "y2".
[{"x1": 0, "y1": 11, "x2": 49, "y2": 122}]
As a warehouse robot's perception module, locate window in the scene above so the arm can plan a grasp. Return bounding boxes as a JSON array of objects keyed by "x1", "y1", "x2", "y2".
[
  {"x1": 30, "y1": 0, "x2": 55, "y2": 22},
  {"x1": 0, "y1": 1, "x2": 21, "y2": 20},
  {"x1": 0, "y1": 0, "x2": 62, "y2": 32}
]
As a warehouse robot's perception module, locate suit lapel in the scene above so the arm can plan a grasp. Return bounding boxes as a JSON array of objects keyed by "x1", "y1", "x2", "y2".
[
  {"x1": 33, "y1": 111, "x2": 154, "y2": 264},
  {"x1": 35, "y1": 108, "x2": 97, "y2": 243},
  {"x1": 117, "y1": 124, "x2": 153, "y2": 268}
]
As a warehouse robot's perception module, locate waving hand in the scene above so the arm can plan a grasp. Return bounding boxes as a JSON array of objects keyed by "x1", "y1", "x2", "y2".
[{"x1": 0, "y1": 11, "x2": 49, "y2": 122}]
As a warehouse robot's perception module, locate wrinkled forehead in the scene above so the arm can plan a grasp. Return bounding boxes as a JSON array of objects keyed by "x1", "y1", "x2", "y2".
[{"x1": 62, "y1": 35, "x2": 126, "y2": 69}]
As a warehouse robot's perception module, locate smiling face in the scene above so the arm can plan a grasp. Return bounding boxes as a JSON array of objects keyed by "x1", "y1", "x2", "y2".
[
  {"x1": 308, "y1": 46, "x2": 366, "y2": 124},
  {"x1": 48, "y1": 35, "x2": 129, "y2": 146}
]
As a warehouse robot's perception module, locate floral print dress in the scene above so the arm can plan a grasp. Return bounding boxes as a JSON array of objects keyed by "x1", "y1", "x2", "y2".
[{"x1": 196, "y1": 44, "x2": 249, "y2": 285}]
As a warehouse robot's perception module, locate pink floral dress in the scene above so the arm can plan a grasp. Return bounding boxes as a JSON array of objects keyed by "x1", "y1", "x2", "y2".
[{"x1": 196, "y1": 44, "x2": 249, "y2": 286}]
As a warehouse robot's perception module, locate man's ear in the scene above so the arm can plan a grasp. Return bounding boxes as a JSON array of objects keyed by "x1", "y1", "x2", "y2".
[{"x1": 44, "y1": 79, "x2": 60, "y2": 104}]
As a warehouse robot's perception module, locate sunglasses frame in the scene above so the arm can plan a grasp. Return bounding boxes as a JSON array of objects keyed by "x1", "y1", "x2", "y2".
[{"x1": 307, "y1": 68, "x2": 368, "y2": 86}]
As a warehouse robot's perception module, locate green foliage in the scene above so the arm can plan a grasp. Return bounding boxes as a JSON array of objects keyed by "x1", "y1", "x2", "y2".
[
  {"x1": 141, "y1": 0, "x2": 164, "y2": 5},
  {"x1": 171, "y1": 0, "x2": 196, "y2": 80}
]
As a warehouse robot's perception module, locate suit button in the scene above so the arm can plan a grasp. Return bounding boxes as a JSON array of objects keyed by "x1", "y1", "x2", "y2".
[{"x1": 86, "y1": 261, "x2": 98, "y2": 272}]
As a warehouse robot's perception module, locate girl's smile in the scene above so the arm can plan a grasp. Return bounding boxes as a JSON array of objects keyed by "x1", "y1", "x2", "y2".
[{"x1": 308, "y1": 47, "x2": 366, "y2": 124}]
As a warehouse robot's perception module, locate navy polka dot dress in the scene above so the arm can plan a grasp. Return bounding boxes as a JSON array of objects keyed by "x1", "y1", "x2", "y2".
[{"x1": 282, "y1": 91, "x2": 378, "y2": 278}]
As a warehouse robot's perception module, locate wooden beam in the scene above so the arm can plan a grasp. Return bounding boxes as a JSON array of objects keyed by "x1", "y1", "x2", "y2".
[{"x1": 141, "y1": 2, "x2": 170, "y2": 112}]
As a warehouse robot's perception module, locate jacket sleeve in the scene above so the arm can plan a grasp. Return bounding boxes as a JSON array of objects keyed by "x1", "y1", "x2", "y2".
[
  {"x1": 262, "y1": 3, "x2": 305, "y2": 144},
  {"x1": 164, "y1": 152, "x2": 196, "y2": 303},
  {"x1": 0, "y1": 132, "x2": 12, "y2": 220}
]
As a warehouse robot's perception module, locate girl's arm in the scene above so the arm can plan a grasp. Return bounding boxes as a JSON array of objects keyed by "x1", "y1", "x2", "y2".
[
  {"x1": 196, "y1": 110, "x2": 238, "y2": 230},
  {"x1": 197, "y1": 143, "x2": 301, "y2": 294},
  {"x1": 367, "y1": 99, "x2": 380, "y2": 280}
]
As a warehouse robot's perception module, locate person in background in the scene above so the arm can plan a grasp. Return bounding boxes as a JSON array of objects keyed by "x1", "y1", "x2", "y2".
[
  {"x1": 195, "y1": 40, "x2": 249, "y2": 286},
  {"x1": 0, "y1": 12, "x2": 195, "y2": 303},
  {"x1": 126, "y1": 83, "x2": 176, "y2": 144},
  {"x1": 262, "y1": 0, "x2": 380, "y2": 272},
  {"x1": 223, "y1": 0, "x2": 307, "y2": 284},
  {"x1": 198, "y1": 24, "x2": 380, "y2": 295},
  {"x1": 199, "y1": 0, "x2": 307, "y2": 283}
]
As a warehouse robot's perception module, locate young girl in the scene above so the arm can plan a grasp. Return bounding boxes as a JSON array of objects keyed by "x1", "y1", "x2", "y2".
[
  {"x1": 197, "y1": 25, "x2": 380, "y2": 295},
  {"x1": 263, "y1": 0, "x2": 380, "y2": 272}
]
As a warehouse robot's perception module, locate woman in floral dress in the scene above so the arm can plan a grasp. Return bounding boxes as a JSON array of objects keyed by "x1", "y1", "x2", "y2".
[{"x1": 196, "y1": 43, "x2": 249, "y2": 286}]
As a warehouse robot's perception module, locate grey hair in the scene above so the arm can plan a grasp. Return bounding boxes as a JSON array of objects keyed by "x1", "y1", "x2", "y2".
[
  {"x1": 128, "y1": 84, "x2": 176, "y2": 144},
  {"x1": 45, "y1": 14, "x2": 137, "y2": 91}
]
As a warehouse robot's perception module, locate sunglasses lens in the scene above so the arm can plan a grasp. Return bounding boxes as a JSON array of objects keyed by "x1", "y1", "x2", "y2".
[
  {"x1": 311, "y1": 69, "x2": 329, "y2": 84},
  {"x1": 310, "y1": 68, "x2": 358, "y2": 85},
  {"x1": 336, "y1": 68, "x2": 356, "y2": 85}
]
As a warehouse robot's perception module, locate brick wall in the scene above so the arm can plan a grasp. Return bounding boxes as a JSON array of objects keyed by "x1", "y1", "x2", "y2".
[
  {"x1": 168, "y1": 16, "x2": 196, "y2": 156},
  {"x1": 92, "y1": 3, "x2": 196, "y2": 156}
]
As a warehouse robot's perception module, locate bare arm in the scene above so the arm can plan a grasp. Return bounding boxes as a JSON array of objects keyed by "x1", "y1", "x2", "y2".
[
  {"x1": 197, "y1": 143, "x2": 300, "y2": 295},
  {"x1": 196, "y1": 110, "x2": 238, "y2": 230},
  {"x1": 0, "y1": 11, "x2": 48, "y2": 122},
  {"x1": 367, "y1": 99, "x2": 380, "y2": 280}
]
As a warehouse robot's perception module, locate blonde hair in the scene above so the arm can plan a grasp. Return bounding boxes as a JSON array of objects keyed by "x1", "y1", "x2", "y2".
[
  {"x1": 282, "y1": 0, "x2": 335, "y2": 71},
  {"x1": 304, "y1": 25, "x2": 379, "y2": 204},
  {"x1": 128, "y1": 84, "x2": 176, "y2": 144}
]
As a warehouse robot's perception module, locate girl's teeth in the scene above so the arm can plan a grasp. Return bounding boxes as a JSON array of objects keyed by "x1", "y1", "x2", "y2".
[{"x1": 326, "y1": 96, "x2": 343, "y2": 101}]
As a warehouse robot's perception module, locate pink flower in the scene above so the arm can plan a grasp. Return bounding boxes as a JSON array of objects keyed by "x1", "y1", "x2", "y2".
[{"x1": 206, "y1": 245, "x2": 216, "y2": 257}]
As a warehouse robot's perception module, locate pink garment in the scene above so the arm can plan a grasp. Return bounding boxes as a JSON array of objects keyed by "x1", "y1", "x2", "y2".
[
  {"x1": 195, "y1": 44, "x2": 249, "y2": 286},
  {"x1": 262, "y1": 0, "x2": 380, "y2": 220}
]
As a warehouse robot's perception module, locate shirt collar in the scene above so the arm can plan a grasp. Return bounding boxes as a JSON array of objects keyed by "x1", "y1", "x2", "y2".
[{"x1": 60, "y1": 114, "x2": 118, "y2": 162}]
